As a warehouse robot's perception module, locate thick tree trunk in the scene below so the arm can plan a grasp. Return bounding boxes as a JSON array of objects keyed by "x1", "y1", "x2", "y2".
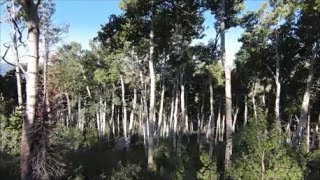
[
  {"x1": 147, "y1": 15, "x2": 156, "y2": 169},
  {"x1": 222, "y1": 0, "x2": 233, "y2": 168},
  {"x1": 294, "y1": 43, "x2": 318, "y2": 146},
  {"x1": 120, "y1": 75, "x2": 128, "y2": 138},
  {"x1": 19, "y1": 0, "x2": 40, "y2": 179},
  {"x1": 275, "y1": 33, "x2": 281, "y2": 129}
]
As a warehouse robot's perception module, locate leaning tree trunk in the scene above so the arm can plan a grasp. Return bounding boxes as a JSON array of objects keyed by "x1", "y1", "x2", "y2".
[
  {"x1": 19, "y1": 0, "x2": 40, "y2": 179},
  {"x1": 147, "y1": 10, "x2": 156, "y2": 170},
  {"x1": 157, "y1": 84, "x2": 165, "y2": 139},
  {"x1": 294, "y1": 43, "x2": 318, "y2": 146},
  {"x1": 221, "y1": 0, "x2": 233, "y2": 169},
  {"x1": 110, "y1": 83, "x2": 116, "y2": 136},
  {"x1": 10, "y1": 11, "x2": 23, "y2": 108}
]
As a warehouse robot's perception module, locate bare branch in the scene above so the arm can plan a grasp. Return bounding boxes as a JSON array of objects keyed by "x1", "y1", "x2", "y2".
[
  {"x1": 263, "y1": 63, "x2": 276, "y2": 80},
  {"x1": 1, "y1": 44, "x2": 27, "y2": 74}
]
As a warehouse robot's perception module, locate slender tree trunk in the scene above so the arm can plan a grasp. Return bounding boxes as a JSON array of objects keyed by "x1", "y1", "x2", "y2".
[
  {"x1": 157, "y1": 84, "x2": 165, "y2": 139},
  {"x1": 19, "y1": 0, "x2": 40, "y2": 179},
  {"x1": 120, "y1": 75, "x2": 127, "y2": 138},
  {"x1": 220, "y1": 115, "x2": 225, "y2": 142},
  {"x1": 215, "y1": 105, "x2": 221, "y2": 144},
  {"x1": 180, "y1": 67, "x2": 186, "y2": 133},
  {"x1": 252, "y1": 83, "x2": 257, "y2": 119},
  {"x1": 129, "y1": 87, "x2": 137, "y2": 135},
  {"x1": 43, "y1": 36, "x2": 51, "y2": 115},
  {"x1": 209, "y1": 75, "x2": 214, "y2": 145},
  {"x1": 169, "y1": 86, "x2": 175, "y2": 136},
  {"x1": 294, "y1": 43, "x2": 318, "y2": 146},
  {"x1": 261, "y1": 151, "x2": 265, "y2": 180},
  {"x1": 111, "y1": 83, "x2": 115, "y2": 136},
  {"x1": 275, "y1": 32, "x2": 281, "y2": 129},
  {"x1": 173, "y1": 78, "x2": 179, "y2": 154},
  {"x1": 244, "y1": 96, "x2": 248, "y2": 125},
  {"x1": 117, "y1": 107, "x2": 120, "y2": 137},
  {"x1": 11, "y1": 18, "x2": 23, "y2": 107},
  {"x1": 222, "y1": 0, "x2": 233, "y2": 168},
  {"x1": 78, "y1": 97, "x2": 83, "y2": 130},
  {"x1": 66, "y1": 92, "x2": 71, "y2": 128},
  {"x1": 306, "y1": 115, "x2": 310, "y2": 152}
]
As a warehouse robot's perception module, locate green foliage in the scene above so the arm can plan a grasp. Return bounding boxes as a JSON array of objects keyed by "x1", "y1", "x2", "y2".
[
  {"x1": 197, "y1": 147, "x2": 219, "y2": 180},
  {"x1": 207, "y1": 63, "x2": 224, "y2": 86},
  {"x1": 0, "y1": 111, "x2": 22, "y2": 155},
  {"x1": 110, "y1": 162, "x2": 141, "y2": 180},
  {"x1": 229, "y1": 115, "x2": 305, "y2": 180},
  {"x1": 51, "y1": 126, "x2": 98, "y2": 153}
]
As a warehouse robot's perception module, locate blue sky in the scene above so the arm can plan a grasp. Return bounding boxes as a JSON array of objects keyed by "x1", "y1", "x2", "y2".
[{"x1": 0, "y1": 0, "x2": 266, "y2": 74}]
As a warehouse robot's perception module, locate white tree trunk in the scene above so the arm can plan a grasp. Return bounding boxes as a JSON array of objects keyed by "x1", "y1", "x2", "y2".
[
  {"x1": 180, "y1": 67, "x2": 186, "y2": 133},
  {"x1": 147, "y1": 16, "x2": 156, "y2": 169},
  {"x1": 110, "y1": 83, "x2": 115, "y2": 136},
  {"x1": 209, "y1": 76, "x2": 215, "y2": 143},
  {"x1": 19, "y1": 0, "x2": 40, "y2": 179},
  {"x1": 129, "y1": 87, "x2": 137, "y2": 135},
  {"x1": 66, "y1": 92, "x2": 71, "y2": 128},
  {"x1": 120, "y1": 75, "x2": 128, "y2": 138},
  {"x1": 275, "y1": 34, "x2": 281, "y2": 129},
  {"x1": 252, "y1": 83, "x2": 257, "y2": 119},
  {"x1": 244, "y1": 96, "x2": 248, "y2": 125},
  {"x1": 294, "y1": 43, "x2": 318, "y2": 146},
  {"x1": 157, "y1": 84, "x2": 165, "y2": 138},
  {"x1": 173, "y1": 79, "x2": 179, "y2": 154},
  {"x1": 10, "y1": 17, "x2": 23, "y2": 107}
]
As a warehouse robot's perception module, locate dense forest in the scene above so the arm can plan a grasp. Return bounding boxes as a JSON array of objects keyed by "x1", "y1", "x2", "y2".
[{"x1": 0, "y1": 0, "x2": 320, "y2": 179}]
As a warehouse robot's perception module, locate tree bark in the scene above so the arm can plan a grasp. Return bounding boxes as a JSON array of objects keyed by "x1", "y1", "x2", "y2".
[
  {"x1": 244, "y1": 96, "x2": 248, "y2": 125},
  {"x1": 173, "y1": 78, "x2": 179, "y2": 155},
  {"x1": 294, "y1": 43, "x2": 318, "y2": 146},
  {"x1": 120, "y1": 75, "x2": 128, "y2": 138},
  {"x1": 129, "y1": 87, "x2": 137, "y2": 135},
  {"x1": 221, "y1": 0, "x2": 233, "y2": 169},
  {"x1": 275, "y1": 32, "x2": 281, "y2": 129},
  {"x1": 19, "y1": 0, "x2": 40, "y2": 179},
  {"x1": 209, "y1": 75, "x2": 214, "y2": 146},
  {"x1": 111, "y1": 83, "x2": 115, "y2": 136},
  {"x1": 147, "y1": 11, "x2": 156, "y2": 169},
  {"x1": 10, "y1": 6, "x2": 23, "y2": 108},
  {"x1": 180, "y1": 67, "x2": 186, "y2": 133},
  {"x1": 252, "y1": 83, "x2": 257, "y2": 119},
  {"x1": 157, "y1": 84, "x2": 165, "y2": 139}
]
